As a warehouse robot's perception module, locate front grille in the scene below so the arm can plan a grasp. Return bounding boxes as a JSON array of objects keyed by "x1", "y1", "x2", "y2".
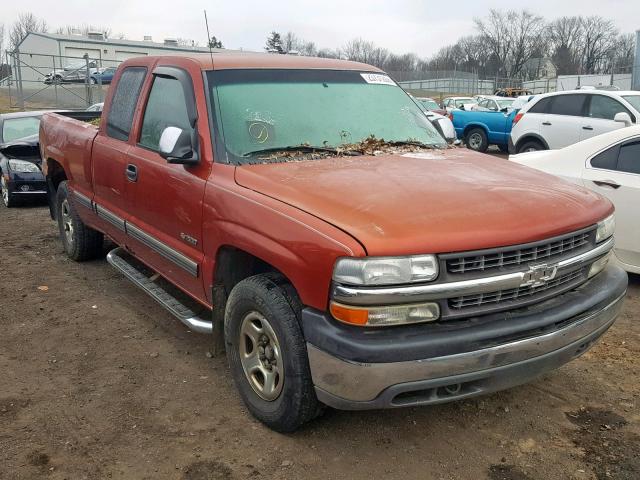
[
  {"x1": 445, "y1": 229, "x2": 593, "y2": 275},
  {"x1": 448, "y1": 268, "x2": 586, "y2": 311}
]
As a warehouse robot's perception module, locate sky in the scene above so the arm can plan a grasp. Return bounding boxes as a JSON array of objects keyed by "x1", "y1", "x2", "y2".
[{"x1": 2, "y1": 0, "x2": 639, "y2": 57}]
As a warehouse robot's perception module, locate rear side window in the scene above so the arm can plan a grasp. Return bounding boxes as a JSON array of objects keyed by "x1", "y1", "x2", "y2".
[
  {"x1": 617, "y1": 141, "x2": 640, "y2": 174},
  {"x1": 590, "y1": 146, "x2": 619, "y2": 170},
  {"x1": 588, "y1": 95, "x2": 631, "y2": 121},
  {"x1": 548, "y1": 94, "x2": 586, "y2": 116},
  {"x1": 139, "y1": 76, "x2": 191, "y2": 151},
  {"x1": 2, "y1": 116, "x2": 41, "y2": 142},
  {"x1": 106, "y1": 67, "x2": 147, "y2": 141},
  {"x1": 528, "y1": 97, "x2": 552, "y2": 114}
]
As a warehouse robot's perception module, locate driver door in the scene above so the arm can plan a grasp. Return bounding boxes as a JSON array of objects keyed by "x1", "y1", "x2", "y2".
[{"x1": 125, "y1": 66, "x2": 211, "y2": 300}]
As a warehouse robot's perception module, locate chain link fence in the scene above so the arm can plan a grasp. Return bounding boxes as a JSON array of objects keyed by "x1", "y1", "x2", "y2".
[{"x1": 1, "y1": 51, "x2": 122, "y2": 111}]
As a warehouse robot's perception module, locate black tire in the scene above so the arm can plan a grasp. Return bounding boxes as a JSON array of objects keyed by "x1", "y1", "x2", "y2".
[
  {"x1": 517, "y1": 139, "x2": 545, "y2": 154},
  {"x1": 465, "y1": 128, "x2": 489, "y2": 152},
  {"x1": 56, "y1": 181, "x2": 103, "y2": 261},
  {"x1": 225, "y1": 272, "x2": 322, "y2": 432},
  {"x1": 1, "y1": 176, "x2": 19, "y2": 208}
]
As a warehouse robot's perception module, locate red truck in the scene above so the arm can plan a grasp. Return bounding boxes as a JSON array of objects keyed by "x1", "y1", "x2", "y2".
[{"x1": 40, "y1": 53, "x2": 627, "y2": 432}]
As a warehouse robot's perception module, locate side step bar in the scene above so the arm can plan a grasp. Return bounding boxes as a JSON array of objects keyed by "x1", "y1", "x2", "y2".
[{"x1": 106, "y1": 247, "x2": 213, "y2": 334}]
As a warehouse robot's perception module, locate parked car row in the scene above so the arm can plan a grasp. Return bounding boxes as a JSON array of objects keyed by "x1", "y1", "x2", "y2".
[{"x1": 44, "y1": 64, "x2": 117, "y2": 85}]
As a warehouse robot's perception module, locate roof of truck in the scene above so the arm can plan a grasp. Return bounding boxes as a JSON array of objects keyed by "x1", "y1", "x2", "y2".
[{"x1": 131, "y1": 52, "x2": 384, "y2": 72}]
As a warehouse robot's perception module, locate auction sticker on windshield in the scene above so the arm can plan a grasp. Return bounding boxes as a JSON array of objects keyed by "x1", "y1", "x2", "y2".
[{"x1": 360, "y1": 73, "x2": 395, "y2": 86}]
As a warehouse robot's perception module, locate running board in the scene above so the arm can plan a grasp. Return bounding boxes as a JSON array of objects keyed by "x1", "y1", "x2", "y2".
[{"x1": 106, "y1": 247, "x2": 213, "y2": 334}]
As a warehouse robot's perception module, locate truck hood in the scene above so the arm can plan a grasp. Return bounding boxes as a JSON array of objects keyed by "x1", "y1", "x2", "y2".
[{"x1": 234, "y1": 149, "x2": 612, "y2": 256}]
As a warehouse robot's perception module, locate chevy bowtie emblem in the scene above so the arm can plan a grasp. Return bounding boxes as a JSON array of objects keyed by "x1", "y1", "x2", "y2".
[{"x1": 521, "y1": 264, "x2": 558, "y2": 287}]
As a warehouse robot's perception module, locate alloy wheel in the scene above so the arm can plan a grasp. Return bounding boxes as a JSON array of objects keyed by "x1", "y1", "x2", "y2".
[{"x1": 238, "y1": 311, "x2": 284, "y2": 401}]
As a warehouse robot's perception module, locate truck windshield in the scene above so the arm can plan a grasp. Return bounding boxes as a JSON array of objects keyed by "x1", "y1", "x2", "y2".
[{"x1": 208, "y1": 69, "x2": 446, "y2": 164}]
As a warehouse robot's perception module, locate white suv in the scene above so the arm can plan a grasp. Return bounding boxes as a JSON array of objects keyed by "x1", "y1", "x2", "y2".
[{"x1": 509, "y1": 90, "x2": 640, "y2": 153}]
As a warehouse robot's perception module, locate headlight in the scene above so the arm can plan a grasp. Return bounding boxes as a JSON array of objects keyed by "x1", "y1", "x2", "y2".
[
  {"x1": 596, "y1": 214, "x2": 615, "y2": 243},
  {"x1": 8, "y1": 160, "x2": 40, "y2": 173},
  {"x1": 330, "y1": 301, "x2": 440, "y2": 327},
  {"x1": 333, "y1": 255, "x2": 438, "y2": 286}
]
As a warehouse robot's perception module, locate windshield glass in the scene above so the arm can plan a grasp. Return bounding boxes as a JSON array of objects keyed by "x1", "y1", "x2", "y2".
[
  {"x1": 208, "y1": 69, "x2": 446, "y2": 164},
  {"x1": 416, "y1": 98, "x2": 440, "y2": 110},
  {"x1": 622, "y1": 95, "x2": 640, "y2": 113},
  {"x1": 2, "y1": 116, "x2": 41, "y2": 143}
]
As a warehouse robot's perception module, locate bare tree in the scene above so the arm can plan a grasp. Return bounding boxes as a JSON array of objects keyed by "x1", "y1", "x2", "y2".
[
  {"x1": 0, "y1": 23, "x2": 5, "y2": 60},
  {"x1": 475, "y1": 10, "x2": 512, "y2": 77},
  {"x1": 9, "y1": 12, "x2": 47, "y2": 52},
  {"x1": 547, "y1": 17, "x2": 583, "y2": 75},
  {"x1": 579, "y1": 16, "x2": 618, "y2": 73},
  {"x1": 612, "y1": 33, "x2": 635, "y2": 72},
  {"x1": 506, "y1": 11, "x2": 546, "y2": 78}
]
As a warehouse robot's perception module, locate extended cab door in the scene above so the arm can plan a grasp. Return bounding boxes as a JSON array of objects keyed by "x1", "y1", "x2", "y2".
[
  {"x1": 580, "y1": 94, "x2": 632, "y2": 141},
  {"x1": 92, "y1": 66, "x2": 148, "y2": 242},
  {"x1": 124, "y1": 65, "x2": 211, "y2": 300},
  {"x1": 582, "y1": 138, "x2": 640, "y2": 268}
]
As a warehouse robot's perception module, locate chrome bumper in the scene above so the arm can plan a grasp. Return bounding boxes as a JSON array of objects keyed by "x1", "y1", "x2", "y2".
[{"x1": 309, "y1": 292, "x2": 625, "y2": 409}]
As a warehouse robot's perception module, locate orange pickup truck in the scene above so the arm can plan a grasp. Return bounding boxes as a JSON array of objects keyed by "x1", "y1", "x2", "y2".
[{"x1": 40, "y1": 53, "x2": 627, "y2": 432}]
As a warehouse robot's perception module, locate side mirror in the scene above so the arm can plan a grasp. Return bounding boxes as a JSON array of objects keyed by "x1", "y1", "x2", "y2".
[
  {"x1": 430, "y1": 117, "x2": 456, "y2": 144},
  {"x1": 159, "y1": 126, "x2": 199, "y2": 165},
  {"x1": 614, "y1": 112, "x2": 632, "y2": 127}
]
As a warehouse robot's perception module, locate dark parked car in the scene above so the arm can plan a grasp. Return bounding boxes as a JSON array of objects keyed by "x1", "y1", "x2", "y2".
[
  {"x1": 0, "y1": 133, "x2": 46, "y2": 207},
  {"x1": 90, "y1": 67, "x2": 117, "y2": 85},
  {"x1": 0, "y1": 110, "x2": 101, "y2": 207}
]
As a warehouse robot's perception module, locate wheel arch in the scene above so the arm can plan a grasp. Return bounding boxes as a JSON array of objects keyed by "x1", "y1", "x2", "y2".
[
  {"x1": 45, "y1": 158, "x2": 68, "y2": 219},
  {"x1": 515, "y1": 134, "x2": 549, "y2": 152}
]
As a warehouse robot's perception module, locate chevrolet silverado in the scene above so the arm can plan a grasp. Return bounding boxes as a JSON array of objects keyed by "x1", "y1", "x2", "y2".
[{"x1": 39, "y1": 53, "x2": 627, "y2": 432}]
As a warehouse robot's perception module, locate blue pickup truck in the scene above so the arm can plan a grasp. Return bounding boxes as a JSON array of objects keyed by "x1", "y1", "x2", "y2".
[{"x1": 451, "y1": 109, "x2": 517, "y2": 153}]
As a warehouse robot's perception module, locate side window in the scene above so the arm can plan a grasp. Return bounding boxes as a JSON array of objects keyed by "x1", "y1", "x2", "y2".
[
  {"x1": 489, "y1": 100, "x2": 498, "y2": 111},
  {"x1": 548, "y1": 94, "x2": 586, "y2": 116},
  {"x1": 617, "y1": 141, "x2": 640, "y2": 174},
  {"x1": 106, "y1": 67, "x2": 147, "y2": 141},
  {"x1": 139, "y1": 76, "x2": 191, "y2": 151},
  {"x1": 590, "y1": 146, "x2": 619, "y2": 170},
  {"x1": 588, "y1": 95, "x2": 632, "y2": 121},
  {"x1": 528, "y1": 97, "x2": 552, "y2": 114}
]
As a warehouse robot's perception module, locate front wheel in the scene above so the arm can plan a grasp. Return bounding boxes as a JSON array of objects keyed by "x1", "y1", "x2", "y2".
[
  {"x1": 466, "y1": 128, "x2": 489, "y2": 152},
  {"x1": 1, "y1": 176, "x2": 18, "y2": 208},
  {"x1": 225, "y1": 273, "x2": 322, "y2": 432},
  {"x1": 517, "y1": 140, "x2": 545, "y2": 154},
  {"x1": 56, "y1": 181, "x2": 103, "y2": 261}
]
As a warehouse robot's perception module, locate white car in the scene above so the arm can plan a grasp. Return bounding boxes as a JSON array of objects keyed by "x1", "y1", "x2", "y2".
[
  {"x1": 511, "y1": 126, "x2": 640, "y2": 273},
  {"x1": 471, "y1": 96, "x2": 515, "y2": 112},
  {"x1": 442, "y1": 96, "x2": 477, "y2": 113},
  {"x1": 509, "y1": 90, "x2": 640, "y2": 154}
]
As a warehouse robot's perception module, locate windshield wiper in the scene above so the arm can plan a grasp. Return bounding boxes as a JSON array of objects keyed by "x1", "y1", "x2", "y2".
[{"x1": 243, "y1": 145, "x2": 361, "y2": 157}]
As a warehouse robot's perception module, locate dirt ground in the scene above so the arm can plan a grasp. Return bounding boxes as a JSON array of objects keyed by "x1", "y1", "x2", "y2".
[{"x1": 0, "y1": 202, "x2": 638, "y2": 480}]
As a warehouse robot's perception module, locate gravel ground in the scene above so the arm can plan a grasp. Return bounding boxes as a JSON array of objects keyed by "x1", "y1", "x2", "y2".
[{"x1": 1, "y1": 202, "x2": 638, "y2": 480}]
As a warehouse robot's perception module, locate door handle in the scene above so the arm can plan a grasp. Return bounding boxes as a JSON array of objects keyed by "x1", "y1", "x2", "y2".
[
  {"x1": 542, "y1": 121, "x2": 552, "y2": 126},
  {"x1": 582, "y1": 126, "x2": 594, "y2": 130},
  {"x1": 125, "y1": 164, "x2": 138, "y2": 182},
  {"x1": 593, "y1": 179, "x2": 620, "y2": 189}
]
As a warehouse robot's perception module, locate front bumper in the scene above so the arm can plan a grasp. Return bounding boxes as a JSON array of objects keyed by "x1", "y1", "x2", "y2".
[{"x1": 303, "y1": 264, "x2": 627, "y2": 410}]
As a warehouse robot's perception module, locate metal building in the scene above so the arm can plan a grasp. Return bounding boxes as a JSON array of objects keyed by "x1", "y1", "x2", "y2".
[{"x1": 13, "y1": 31, "x2": 220, "y2": 83}]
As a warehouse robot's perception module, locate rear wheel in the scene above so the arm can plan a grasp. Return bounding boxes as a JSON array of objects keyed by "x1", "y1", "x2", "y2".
[
  {"x1": 225, "y1": 273, "x2": 322, "y2": 432},
  {"x1": 1, "y1": 176, "x2": 18, "y2": 208},
  {"x1": 466, "y1": 128, "x2": 489, "y2": 152},
  {"x1": 517, "y1": 139, "x2": 545, "y2": 153},
  {"x1": 56, "y1": 181, "x2": 103, "y2": 261}
]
